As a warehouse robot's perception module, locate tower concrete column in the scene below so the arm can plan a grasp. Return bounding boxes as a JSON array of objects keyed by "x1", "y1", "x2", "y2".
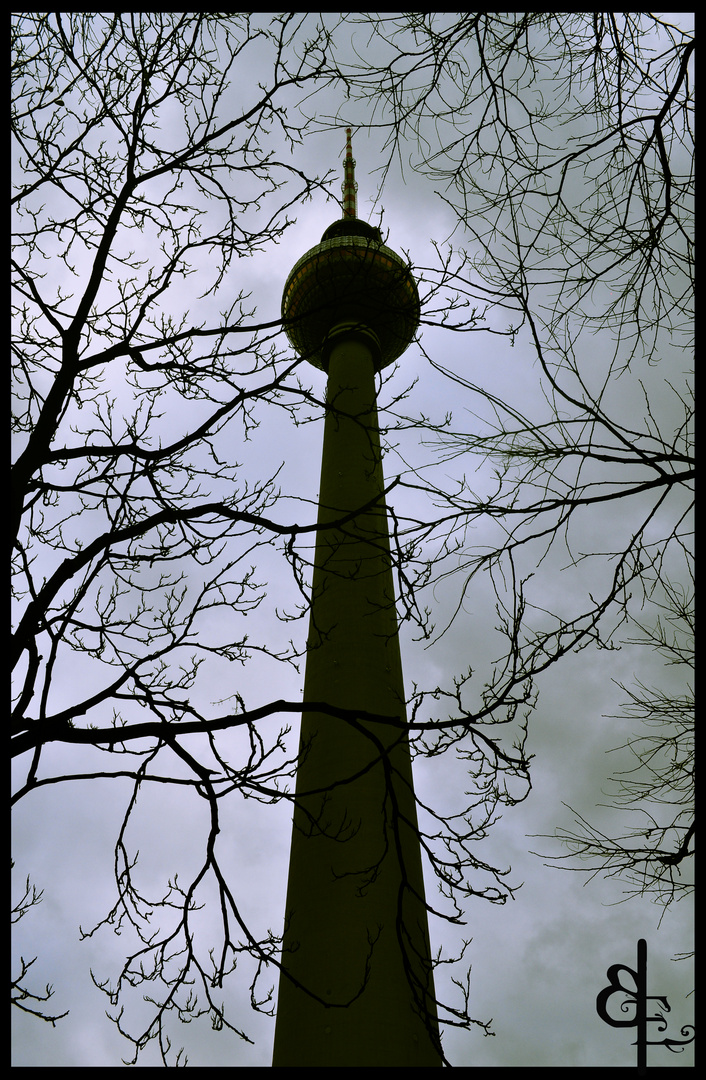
[{"x1": 272, "y1": 331, "x2": 441, "y2": 1066}]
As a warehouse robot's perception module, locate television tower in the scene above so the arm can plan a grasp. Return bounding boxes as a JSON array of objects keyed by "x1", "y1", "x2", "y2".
[{"x1": 272, "y1": 130, "x2": 442, "y2": 1067}]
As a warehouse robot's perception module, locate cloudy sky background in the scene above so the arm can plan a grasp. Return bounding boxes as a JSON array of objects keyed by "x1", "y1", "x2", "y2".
[{"x1": 12, "y1": 14, "x2": 693, "y2": 1067}]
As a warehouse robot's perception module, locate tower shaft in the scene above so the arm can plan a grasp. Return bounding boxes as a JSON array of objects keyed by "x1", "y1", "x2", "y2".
[{"x1": 272, "y1": 334, "x2": 441, "y2": 1066}]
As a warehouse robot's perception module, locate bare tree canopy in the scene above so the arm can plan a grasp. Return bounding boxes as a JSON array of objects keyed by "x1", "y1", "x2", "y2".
[
  {"x1": 329, "y1": 11, "x2": 694, "y2": 913},
  {"x1": 537, "y1": 573, "x2": 693, "y2": 913},
  {"x1": 12, "y1": 12, "x2": 693, "y2": 1067}
]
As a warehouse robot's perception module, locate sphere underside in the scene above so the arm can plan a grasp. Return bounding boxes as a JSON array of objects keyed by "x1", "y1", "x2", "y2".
[{"x1": 282, "y1": 234, "x2": 420, "y2": 370}]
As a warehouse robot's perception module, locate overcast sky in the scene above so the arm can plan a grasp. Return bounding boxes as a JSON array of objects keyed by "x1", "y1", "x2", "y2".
[{"x1": 12, "y1": 14, "x2": 693, "y2": 1068}]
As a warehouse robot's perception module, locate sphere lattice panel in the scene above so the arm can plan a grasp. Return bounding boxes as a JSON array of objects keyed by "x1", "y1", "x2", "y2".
[{"x1": 282, "y1": 228, "x2": 420, "y2": 371}]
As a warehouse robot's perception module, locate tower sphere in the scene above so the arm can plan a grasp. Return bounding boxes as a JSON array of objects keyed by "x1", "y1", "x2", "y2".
[{"x1": 281, "y1": 133, "x2": 420, "y2": 371}]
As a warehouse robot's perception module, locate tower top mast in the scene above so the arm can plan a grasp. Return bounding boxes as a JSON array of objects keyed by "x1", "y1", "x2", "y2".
[
  {"x1": 281, "y1": 128, "x2": 419, "y2": 371},
  {"x1": 341, "y1": 127, "x2": 358, "y2": 218}
]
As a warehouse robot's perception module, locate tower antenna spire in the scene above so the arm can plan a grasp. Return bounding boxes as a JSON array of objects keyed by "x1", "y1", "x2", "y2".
[{"x1": 341, "y1": 127, "x2": 358, "y2": 219}]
